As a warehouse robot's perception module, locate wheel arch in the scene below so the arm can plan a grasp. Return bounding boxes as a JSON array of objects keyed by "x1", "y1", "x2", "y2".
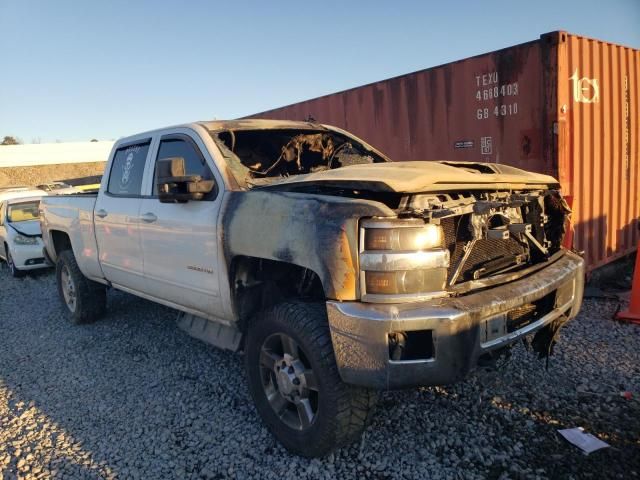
[
  {"x1": 229, "y1": 255, "x2": 326, "y2": 334},
  {"x1": 50, "y1": 229, "x2": 73, "y2": 259},
  {"x1": 47, "y1": 228, "x2": 105, "y2": 283}
]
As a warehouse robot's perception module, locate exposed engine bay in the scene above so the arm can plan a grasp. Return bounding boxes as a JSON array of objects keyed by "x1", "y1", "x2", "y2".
[
  {"x1": 400, "y1": 188, "x2": 571, "y2": 286},
  {"x1": 211, "y1": 129, "x2": 386, "y2": 187}
]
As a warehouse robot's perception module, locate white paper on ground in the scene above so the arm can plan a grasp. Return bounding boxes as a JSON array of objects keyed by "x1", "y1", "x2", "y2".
[{"x1": 558, "y1": 427, "x2": 610, "y2": 454}]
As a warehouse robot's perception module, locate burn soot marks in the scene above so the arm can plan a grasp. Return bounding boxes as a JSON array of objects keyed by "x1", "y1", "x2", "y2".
[{"x1": 273, "y1": 248, "x2": 295, "y2": 264}]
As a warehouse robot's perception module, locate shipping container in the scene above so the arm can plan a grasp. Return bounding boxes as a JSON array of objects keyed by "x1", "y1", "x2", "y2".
[{"x1": 248, "y1": 31, "x2": 639, "y2": 272}]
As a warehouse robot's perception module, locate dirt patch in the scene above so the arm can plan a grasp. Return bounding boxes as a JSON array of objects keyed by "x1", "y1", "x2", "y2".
[{"x1": 0, "y1": 162, "x2": 106, "y2": 188}]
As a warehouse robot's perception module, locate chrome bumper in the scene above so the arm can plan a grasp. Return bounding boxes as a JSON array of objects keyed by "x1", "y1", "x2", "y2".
[{"x1": 326, "y1": 250, "x2": 584, "y2": 389}]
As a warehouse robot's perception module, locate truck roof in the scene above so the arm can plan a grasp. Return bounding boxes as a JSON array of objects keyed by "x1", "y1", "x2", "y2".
[
  {"x1": 114, "y1": 119, "x2": 334, "y2": 147},
  {"x1": 198, "y1": 119, "x2": 329, "y2": 132}
]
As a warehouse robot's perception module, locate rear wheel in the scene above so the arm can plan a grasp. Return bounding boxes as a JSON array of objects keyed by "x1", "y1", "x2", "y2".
[
  {"x1": 56, "y1": 250, "x2": 106, "y2": 324},
  {"x1": 5, "y1": 245, "x2": 24, "y2": 278},
  {"x1": 245, "y1": 302, "x2": 378, "y2": 457}
]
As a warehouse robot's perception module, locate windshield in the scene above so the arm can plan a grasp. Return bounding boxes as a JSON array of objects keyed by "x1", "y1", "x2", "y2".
[
  {"x1": 8, "y1": 201, "x2": 40, "y2": 223},
  {"x1": 210, "y1": 128, "x2": 388, "y2": 188}
]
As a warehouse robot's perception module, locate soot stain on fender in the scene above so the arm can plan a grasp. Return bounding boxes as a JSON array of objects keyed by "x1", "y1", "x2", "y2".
[{"x1": 222, "y1": 190, "x2": 394, "y2": 300}]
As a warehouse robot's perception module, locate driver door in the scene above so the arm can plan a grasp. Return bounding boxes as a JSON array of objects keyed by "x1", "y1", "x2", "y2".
[{"x1": 138, "y1": 133, "x2": 223, "y2": 319}]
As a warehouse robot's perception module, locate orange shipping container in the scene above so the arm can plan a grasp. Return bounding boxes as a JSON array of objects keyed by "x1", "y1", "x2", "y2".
[{"x1": 249, "y1": 31, "x2": 639, "y2": 272}]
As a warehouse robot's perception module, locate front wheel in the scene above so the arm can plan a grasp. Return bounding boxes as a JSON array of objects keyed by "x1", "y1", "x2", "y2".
[
  {"x1": 245, "y1": 302, "x2": 378, "y2": 457},
  {"x1": 56, "y1": 250, "x2": 106, "y2": 324},
  {"x1": 5, "y1": 246, "x2": 25, "y2": 278}
]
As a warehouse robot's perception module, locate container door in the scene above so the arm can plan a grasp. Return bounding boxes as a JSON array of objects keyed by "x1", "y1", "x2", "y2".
[{"x1": 556, "y1": 33, "x2": 640, "y2": 270}]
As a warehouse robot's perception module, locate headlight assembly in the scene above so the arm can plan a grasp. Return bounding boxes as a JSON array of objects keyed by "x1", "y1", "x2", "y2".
[
  {"x1": 364, "y1": 224, "x2": 444, "y2": 251},
  {"x1": 365, "y1": 269, "x2": 449, "y2": 295},
  {"x1": 359, "y1": 219, "x2": 450, "y2": 303},
  {"x1": 13, "y1": 234, "x2": 38, "y2": 245}
]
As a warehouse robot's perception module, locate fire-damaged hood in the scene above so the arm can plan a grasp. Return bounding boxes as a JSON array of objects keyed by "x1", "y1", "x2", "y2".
[{"x1": 255, "y1": 161, "x2": 558, "y2": 193}]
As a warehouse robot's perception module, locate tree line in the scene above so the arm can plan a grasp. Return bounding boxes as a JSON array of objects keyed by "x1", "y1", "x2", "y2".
[
  {"x1": 1, "y1": 136, "x2": 21, "y2": 145},
  {"x1": 1, "y1": 136, "x2": 101, "y2": 145}
]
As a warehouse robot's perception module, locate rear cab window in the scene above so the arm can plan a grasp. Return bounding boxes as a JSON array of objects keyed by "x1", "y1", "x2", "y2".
[{"x1": 107, "y1": 141, "x2": 151, "y2": 196}]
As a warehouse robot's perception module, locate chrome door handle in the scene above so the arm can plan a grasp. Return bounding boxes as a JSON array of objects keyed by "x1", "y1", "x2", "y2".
[
  {"x1": 96, "y1": 209, "x2": 108, "y2": 218},
  {"x1": 140, "y1": 212, "x2": 158, "y2": 223}
]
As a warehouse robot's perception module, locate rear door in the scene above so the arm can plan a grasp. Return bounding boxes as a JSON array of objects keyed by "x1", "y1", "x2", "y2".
[
  {"x1": 94, "y1": 139, "x2": 152, "y2": 291},
  {"x1": 138, "y1": 131, "x2": 223, "y2": 318}
]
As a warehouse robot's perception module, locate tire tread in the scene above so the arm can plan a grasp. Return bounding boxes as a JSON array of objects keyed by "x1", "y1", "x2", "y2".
[
  {"x1": 246, "y1": 302, "x2": 377, "y2": 457},
  {"x1": 56, "y1": 250, "x2": 106, "y2": 324}
]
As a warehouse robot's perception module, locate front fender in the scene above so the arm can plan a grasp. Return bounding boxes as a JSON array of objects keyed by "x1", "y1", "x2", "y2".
[{"x1": 222, "y1": 191, "x2": 394, "y2": 300}]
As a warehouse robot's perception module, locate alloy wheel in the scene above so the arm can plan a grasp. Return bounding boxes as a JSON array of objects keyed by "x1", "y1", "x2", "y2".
[
  {"x1": 60, "y1": 265, "x2": 77, "y2": 312},
  {"x1": 259, "y1": 332, "x2": 320, "y2": 430}
]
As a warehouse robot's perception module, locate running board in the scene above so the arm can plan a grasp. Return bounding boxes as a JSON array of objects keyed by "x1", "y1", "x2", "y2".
[{"x1": 177, "y1": 313, "x2": 243, "y2": 352}]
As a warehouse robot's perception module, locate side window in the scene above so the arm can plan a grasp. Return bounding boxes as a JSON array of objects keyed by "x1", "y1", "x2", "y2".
[
  {"x1": 154, "y1": 136, "x2": 215, "y2": 199},
  {"x1": 107, "y1": 141, "x2": 150, "y2": 196},
  {"x1": 0, "y1": 202, "x2": 5, "y2": 226}
]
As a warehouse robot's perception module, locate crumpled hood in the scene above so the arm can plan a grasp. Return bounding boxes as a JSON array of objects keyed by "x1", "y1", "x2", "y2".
[
  {"x1": 8, "y1": 220, "x2": 42, "y2": 237},
  {"x1": 259, "y1": 161, "x2": 558, "y2": 193}
]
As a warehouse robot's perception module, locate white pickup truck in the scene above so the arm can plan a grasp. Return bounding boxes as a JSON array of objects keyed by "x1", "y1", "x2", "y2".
[{"x1": 41, "y1": 119, "x2": 584, "y2": 457}]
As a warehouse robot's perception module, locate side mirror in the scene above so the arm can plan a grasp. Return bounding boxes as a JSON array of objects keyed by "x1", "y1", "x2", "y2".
[{"x1": 156, "y1": 157, "x2": 216, "y2": 203}]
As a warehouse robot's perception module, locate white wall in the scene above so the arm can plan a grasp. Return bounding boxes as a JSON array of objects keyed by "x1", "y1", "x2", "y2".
[{"x1": 0, "y1": 141, "x2": 114, "y2": 167}]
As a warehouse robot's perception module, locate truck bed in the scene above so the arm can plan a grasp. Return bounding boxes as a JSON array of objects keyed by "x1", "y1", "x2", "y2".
[{"x1": 40, "y1": 193, "x2": 104, "y2": 282}]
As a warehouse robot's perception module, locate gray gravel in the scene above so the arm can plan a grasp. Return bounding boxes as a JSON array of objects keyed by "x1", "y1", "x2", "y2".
[{"x1": 1, "y1": 265, "x2": 638, "y2": 480}]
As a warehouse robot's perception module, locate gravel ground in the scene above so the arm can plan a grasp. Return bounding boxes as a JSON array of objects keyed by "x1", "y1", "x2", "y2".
[{"x1": 0, "y1": 266, "x2": 638, "y2": 480}]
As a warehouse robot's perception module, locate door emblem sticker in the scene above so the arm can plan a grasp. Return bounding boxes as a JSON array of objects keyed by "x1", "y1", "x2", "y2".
[{"x1": 121, "y1": 152, "x2": 134, "y2": 188}]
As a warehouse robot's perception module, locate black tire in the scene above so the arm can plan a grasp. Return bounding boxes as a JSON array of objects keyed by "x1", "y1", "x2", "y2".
[
  {"x1": 245, "y1": 302, "x2": 378, "y2": 457},
  {"x1": 5, "y1": 245, "x2": 25, "y2": 278},
  {"x1": 55, "y1": 250, "x2": 106, "y2": 324}
]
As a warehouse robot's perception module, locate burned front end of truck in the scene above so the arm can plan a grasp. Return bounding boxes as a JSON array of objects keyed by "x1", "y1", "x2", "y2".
[
  {"x1": 205, "y1": 120, "x2": 584, "y2": 390},
  {"x1": 343, "y1": 183, "x2": 583, "y2": 388}
]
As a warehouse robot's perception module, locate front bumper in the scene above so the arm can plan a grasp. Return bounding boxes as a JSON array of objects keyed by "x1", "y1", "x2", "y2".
[
  {"x1": 10, "y1": 240, "x2": 49, "y2": 270},
  {"x1": 326, "y1": 250, "x2": 584, "y2": 389}
]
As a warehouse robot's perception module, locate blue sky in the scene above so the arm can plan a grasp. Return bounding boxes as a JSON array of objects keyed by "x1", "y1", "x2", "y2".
[{"x1": 1, "y1": 0, "x2": 638, "y2": 143}]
